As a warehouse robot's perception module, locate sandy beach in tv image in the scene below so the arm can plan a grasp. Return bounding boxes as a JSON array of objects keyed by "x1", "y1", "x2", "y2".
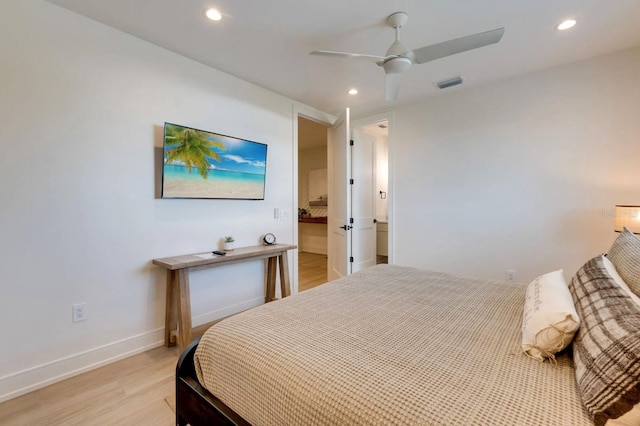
[{"x1": 162, "y1": 123, "x2": 267, "y2": 200}]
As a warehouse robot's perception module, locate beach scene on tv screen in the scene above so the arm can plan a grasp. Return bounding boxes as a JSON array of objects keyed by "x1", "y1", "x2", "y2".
[{"x1": 162, "y1": 123, "x2": 267, "y2": 199}]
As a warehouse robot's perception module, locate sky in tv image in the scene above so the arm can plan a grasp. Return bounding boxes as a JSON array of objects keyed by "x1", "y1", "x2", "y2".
[{"x1": 162, "y1": 123, "x2": 267, "y2": 199}]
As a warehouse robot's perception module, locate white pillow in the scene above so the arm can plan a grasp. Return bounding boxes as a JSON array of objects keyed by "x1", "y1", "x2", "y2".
[
  {"x1": 602, "y1": 255, "x2": 640, "y2": 307},
  {"x1": 521, "y1": 270, "x2": 580, "y2": 361}
]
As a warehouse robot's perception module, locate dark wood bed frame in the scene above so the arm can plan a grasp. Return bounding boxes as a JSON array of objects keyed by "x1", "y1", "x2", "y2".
[{"x1": 176, "y1": 338, "x2": 250, "y2": 426}]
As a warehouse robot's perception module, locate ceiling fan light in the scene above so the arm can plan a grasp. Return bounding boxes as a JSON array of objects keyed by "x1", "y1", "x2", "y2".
[
  {"x1": 383, "y1": 57, "x2": 411, "y2": 74},
  {"x1": 556, "y1": 19, "x2": 576, "y2": 30}
]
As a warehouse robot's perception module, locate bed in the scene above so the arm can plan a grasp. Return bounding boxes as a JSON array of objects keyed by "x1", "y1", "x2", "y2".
[{"x1": 176, "y1": 255, "x2": 640, "y2": 425}]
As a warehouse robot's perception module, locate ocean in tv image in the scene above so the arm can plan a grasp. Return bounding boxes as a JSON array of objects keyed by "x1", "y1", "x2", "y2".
[{"x1": 162, "y1": 123, "x2": 267, "y2": 199}]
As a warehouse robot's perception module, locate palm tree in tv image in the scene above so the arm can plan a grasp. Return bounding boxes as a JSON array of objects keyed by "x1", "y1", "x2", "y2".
[{"x1": 164, "y1": 124, "x2": 226, "y2": 179}]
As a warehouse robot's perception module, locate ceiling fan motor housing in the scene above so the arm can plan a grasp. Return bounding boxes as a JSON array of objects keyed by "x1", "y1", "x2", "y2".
[
  {"x1": 386, "y1": 39, "x2": 409, "y2": 57},
  {"x1": 384, "y1": 57, "x2": 411, "y2": 74}
]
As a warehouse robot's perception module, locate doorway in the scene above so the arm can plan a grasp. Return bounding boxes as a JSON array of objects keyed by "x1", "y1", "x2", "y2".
[
  {"x1": 295, "y1": 112, "x2": 391, "y2": 292},
  {"x1": 355, "y1": 120, "x2": 389, "y2": 265},
  {"x1": 297, "y1": 116, "x2": 329, "y2": 291}
]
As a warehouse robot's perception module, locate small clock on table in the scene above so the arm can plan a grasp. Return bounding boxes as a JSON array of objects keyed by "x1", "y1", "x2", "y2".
[{"x1": 263, "y1": 233, "x2": 276, "y2": 245}]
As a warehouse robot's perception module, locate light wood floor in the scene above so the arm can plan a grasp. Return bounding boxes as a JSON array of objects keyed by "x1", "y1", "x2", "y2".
[
  {"x1": 298, "y1": 252, "x2": 387, "y2": 292},
  {"x1": 0, "y1": 346, "x2": 179, "y2": 426},
  {"x1": 298, "y1": 251, "x2": 328, "y2": 292}
]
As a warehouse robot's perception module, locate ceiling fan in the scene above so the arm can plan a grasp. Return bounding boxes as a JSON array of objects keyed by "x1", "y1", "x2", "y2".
[{"x1": 310, "y1": 12, "x2": 504, "y2": 101}]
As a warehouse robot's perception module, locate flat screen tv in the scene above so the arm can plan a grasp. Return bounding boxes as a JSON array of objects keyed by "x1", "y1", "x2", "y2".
[{"x1": 161, "y1": 122, "x2": 267, "y2": 200}]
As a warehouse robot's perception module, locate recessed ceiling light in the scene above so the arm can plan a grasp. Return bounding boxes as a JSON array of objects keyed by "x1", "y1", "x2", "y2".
[
  {"x1": 348, "y1": 88, "x2": 358, "y2": 95},
  {"x1": 205, "y1": 8, "x2": 222, "y2": 21},
  {"x1": 556, "y1": 19, "x2": 576, "y2": 30}
]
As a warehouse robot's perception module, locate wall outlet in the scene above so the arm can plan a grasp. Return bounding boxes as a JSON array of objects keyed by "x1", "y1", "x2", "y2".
[
  {"x1": 73, "y1": 303, "x2": 87, "y2": 322},
  {"x1": 506, "y1": 270, "x2": 517, "y2": 282},
  {"x1": 280, "y1": 209, "x2": 291, "y2": 220}
]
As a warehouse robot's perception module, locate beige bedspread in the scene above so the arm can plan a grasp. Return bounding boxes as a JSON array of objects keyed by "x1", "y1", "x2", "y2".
[{"x1": 195, "y1": 264, "x2": 593, "y2": 425}]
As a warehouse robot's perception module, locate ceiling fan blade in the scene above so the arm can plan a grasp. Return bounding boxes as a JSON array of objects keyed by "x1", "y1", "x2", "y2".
[
  {"x1": 385, "y1": 72, "x2": 403, "y2": 101},
  {"x1": 310, "y1": 50, "x2": 389, "y2": 63},
  {"x1": 412, "y1": 27, "x2": 504, "y2": 64}
]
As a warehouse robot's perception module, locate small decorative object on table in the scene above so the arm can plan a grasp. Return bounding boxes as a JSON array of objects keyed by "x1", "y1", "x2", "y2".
[
  {"x1": 223, "y1": 236, "x2": 235, "y2": 251},
  {"x1": 263, "y1": 233, "x2": 276, "y2": 245}
]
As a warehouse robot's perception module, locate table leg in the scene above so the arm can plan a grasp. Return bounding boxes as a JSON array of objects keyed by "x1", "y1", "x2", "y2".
[
  {"x1": 164, "y1": 270, "x2": 177, "y2": 347},
  {"x1": 266, "y1": 256, "x2": 277, "y2": 302},
  {"x1": 176, "y1": 268, "x2": 193, "y2": 352},
  {"x1": 278, "y1": 252, "x2": 291, "y2": 298}
]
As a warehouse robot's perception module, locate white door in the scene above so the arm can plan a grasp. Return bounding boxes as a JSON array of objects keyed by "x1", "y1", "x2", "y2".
[
  {"x1": 328, "y1": 111, "x2": 378, "y2": 280},
  {"x1": 350, "y1": 129, "x2": 377, "y2": 273},
  {"x1": 328, "y1": 109, "x2": 350, "y2": 281}
]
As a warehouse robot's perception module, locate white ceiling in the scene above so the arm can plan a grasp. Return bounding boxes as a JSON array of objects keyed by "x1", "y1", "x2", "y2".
[{"x1": 45, "y1": 0, "x2": 640, "y2": 116}]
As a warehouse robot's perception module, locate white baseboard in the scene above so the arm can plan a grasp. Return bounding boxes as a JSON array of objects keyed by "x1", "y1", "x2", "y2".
[
  {"x1": 0, "y1": 329, "x2": 164, "y2": 403},
  {"x1": 0, "y1": 296, "x2": 264, "y2": 403}
]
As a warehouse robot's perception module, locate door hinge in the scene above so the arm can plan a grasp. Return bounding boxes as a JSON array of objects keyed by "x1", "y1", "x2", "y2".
[
  {"x1": 350, "y1": 140, "x2": 354, "y2": 146},
  {"x1": 349, "y1": 179, "x2": 354, "y2": 185},
  {"x1": 349, "y1": 256, "x2": 354, "y2": 263}
]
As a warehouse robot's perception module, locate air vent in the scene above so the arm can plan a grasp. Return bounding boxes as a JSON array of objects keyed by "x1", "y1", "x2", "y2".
[{"x1": 434, "y1": 76, "x2": 463, "y2": 89}]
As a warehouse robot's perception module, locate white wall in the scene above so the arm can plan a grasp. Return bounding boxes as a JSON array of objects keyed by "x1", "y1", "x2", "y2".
[
  {"x1": 393, "y1": 46, "x2": 640, "y2": 283},
  {"x1": 0, "y1": 0, "x2": 331, "y2": 401}
]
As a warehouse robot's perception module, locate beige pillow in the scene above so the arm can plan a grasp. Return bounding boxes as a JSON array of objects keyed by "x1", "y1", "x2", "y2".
[
  {"x1": 521, "y1": 270, "x2": 580, "y2": 361},
  {"x1": 607, "y1": 227, "x2": 640, "y2": 297}
]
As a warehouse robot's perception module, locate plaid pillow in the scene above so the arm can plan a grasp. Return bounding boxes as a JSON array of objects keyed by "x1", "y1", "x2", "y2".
[
  {"x1": 608, "y1": 227, "x2": 640, "y2": 296},
  {"x1": 568, "y1": 256, "x2": 640, "y2": 425}
]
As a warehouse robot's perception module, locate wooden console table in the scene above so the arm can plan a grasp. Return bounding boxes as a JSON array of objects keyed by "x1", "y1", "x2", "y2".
[{"x1": 152, "y1": 243, "x2": 297, "y2": 352}]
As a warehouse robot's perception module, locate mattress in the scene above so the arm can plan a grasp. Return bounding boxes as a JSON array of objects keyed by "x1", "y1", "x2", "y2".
[{"x1": 194, "y1": 264, "x2": 593, "y2": 425}]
